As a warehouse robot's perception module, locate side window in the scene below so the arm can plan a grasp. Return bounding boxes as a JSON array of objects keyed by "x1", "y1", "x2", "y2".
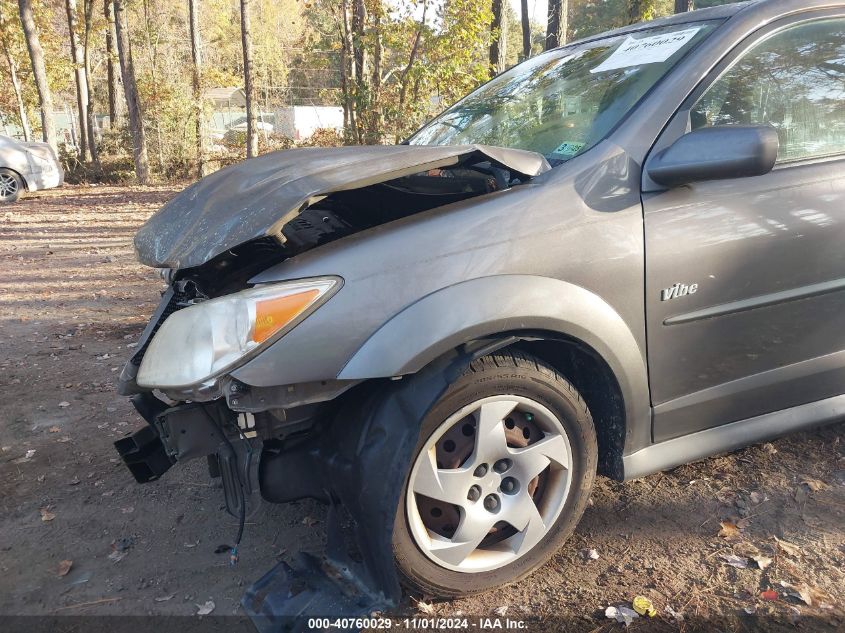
[{"x1": 691, "y1": 19, "x2": 845, "y2": 162}]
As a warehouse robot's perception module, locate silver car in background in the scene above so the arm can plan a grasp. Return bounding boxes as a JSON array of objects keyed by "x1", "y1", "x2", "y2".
[{"x1": 0, "y1": 135, "x2": 64, "y2": 203}]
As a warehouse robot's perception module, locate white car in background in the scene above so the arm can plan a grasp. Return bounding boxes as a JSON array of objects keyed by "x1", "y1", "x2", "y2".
[{"x1": 0, "y1": 135, "x2": 64, "y2": 203}]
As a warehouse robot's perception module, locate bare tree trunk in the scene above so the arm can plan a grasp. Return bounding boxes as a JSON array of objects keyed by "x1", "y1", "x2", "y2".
[
  {"x1": 104, "y1": 0, "x2": 124, "y2": 127},
  {"x1": 239, "y1": 0, "x2": 257, "y2": 157},
  {"x1": 188, "y1": 0, "x2": 205, "y2": 177},
  {"x1": 2, "y1": 48, "x2": 31, "y2": 142},
  {"x1": 0, "y1": 8, "x2": 31, "y2": 141},
  {"x1": 350, "y1": 0, "x2": 366, "y2": 143},
  {"x1": 369, "y1": 2, "x2": 383, "y2": 144},
  {"x1": 520, "y1": 0, "x2": 530, "y2": 60},
  {"x1": 674, "y1": 0, "x2": 693, "y2": 12},
  {"x1": 83, "y1": 0, "x2": 98, "y2": 166},
  {"x1": 18, "y1": 0, "x2": 57, "y2": 149},
  {"x1": 546, "y1": 0, "x2": 567, "y2": 50},
  {"x1": 114, "y1": 0, "x2": 150, "y2": 183},
  {"x1": 65, "y1": 0, "x2": 90, "y2": 161},
  {"x1": 398, "y1": 0, "x2": 427, "y2": 110},
  {"x1": 336, "y1": 0, "x2": 356, "y2": 140},
  {"x1": 489, "y1": 0, "x2": 504, "y2": 75}
]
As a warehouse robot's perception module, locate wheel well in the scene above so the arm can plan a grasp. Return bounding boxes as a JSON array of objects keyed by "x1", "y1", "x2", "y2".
[
  {"x1": 506, "y1": 337, "x2": 626, "y2": 481},
  {"x1": 0, "y1": 167, "x2": 27, "y2": 191}
]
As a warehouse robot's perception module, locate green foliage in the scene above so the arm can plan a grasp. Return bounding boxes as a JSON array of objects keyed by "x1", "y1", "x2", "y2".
[{"x1": 1, "y1": 0, "x2": 741, "y2": 183}]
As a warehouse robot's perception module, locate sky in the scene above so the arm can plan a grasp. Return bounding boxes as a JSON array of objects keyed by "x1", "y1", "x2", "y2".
[
  {"x1": 509, "y1": 0, "x2": 549, "y2": 25},
  {"x1": 399, "y1": 0, "x2": 550, "y2": 28}
]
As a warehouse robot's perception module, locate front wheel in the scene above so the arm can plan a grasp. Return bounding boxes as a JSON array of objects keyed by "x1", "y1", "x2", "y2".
[
  {"x1": 393, "y1": 350, "x2": 597, "y2": 597},
  {"x1": 0, "y1": 168, "x2": 24, "y2": 203}
]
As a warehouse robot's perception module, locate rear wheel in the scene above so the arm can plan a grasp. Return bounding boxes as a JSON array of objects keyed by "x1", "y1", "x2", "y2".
[
  {"x1": 393, "y1": 350, "x2": 597, "y2": 597},
  {"x1": 0, "y1": 169, "x2": 23, "y2": 203}
]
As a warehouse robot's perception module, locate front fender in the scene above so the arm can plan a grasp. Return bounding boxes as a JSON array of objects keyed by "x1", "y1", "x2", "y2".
[{"x1": 338, "y1": 275, "x2": 650, "y2": 454}]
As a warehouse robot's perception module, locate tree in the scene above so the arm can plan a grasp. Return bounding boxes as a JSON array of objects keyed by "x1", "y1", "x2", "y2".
[
  {"x1": 520, "y1": 0, "x2": 530, "y2": 60},
  {"x1": 546, "y1": 0, "x2": 567, "y2": 50},
  {"x1": 82, "y1": 0, "x2": 98, "y2": 164},
  {"x1": 114, "y1": 0, "x2": 150, "y2": 183},
  {"x1": 65, "y1": 0, "x2": 90, "y2": 161},
  {"x1": 674, "y1": 0, "x2": 693, "y2": 12},
  {"x1": 489, "y1": 0, "x2": 505, "y2": 74},
  {"x1": 0, "y1": 3, "x2": 31, "y2": 141},
  {"x1": 188, "y1": 0, "x2": 205, "y2": 177},
  {"x1": 628, "y1": 0, "x2": 658, "y2": 23},
  {"x1": 239, "y1": 0, "x2": 257, "y2": 157},
  {"x1": 104, "y1": 0, "x2": 124, "y2": 127},
  {"x1": 17, "y1": 0, "x2": 56, "y2": 149}
]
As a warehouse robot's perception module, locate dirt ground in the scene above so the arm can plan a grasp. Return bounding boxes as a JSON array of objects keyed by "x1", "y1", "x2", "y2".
[{"x1": 1, "y1": 185, "x2": 843, "y2": 631}]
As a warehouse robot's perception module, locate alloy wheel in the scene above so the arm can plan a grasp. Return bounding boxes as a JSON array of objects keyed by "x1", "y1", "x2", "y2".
[
  {"x1": 406, "y1": 395, "x2": 573, "y2": 573},
  {"x1": 0, "y1": 173, "x2": 19, "y2": 200}
]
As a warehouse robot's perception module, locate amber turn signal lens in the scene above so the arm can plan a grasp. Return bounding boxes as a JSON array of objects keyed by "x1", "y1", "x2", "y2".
[{"x1": 252, "y1": 289, "x2": 320, "y2": 343}]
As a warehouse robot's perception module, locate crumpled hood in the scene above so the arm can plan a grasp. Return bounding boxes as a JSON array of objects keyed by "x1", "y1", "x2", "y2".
[{"x1": 134, "y1": 144, "x2": 550, "y2": 270}]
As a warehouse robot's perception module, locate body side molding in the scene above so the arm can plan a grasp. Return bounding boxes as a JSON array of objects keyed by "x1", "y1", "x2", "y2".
[
  {"x1": 623, "y1": 393, "x2": 845, "y2": 480},
  {"x1": 664, "y1": 276, "x2": 845, "y2": 325}
]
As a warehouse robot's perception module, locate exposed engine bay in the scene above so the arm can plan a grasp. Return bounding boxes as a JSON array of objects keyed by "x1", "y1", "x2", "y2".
[{"x1": 173, "y1": 159, "x2": 529, "y2": 300}]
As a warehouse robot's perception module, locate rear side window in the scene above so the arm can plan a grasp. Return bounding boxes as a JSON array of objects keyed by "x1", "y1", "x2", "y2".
[{"x1": 691, "y1": 18, "x2": 845, "y2": 162}]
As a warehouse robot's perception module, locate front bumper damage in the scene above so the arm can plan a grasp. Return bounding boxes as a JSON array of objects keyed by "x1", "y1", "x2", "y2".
[{"x1": 115, "y1": 354, "x2": 465, "y2": 630}]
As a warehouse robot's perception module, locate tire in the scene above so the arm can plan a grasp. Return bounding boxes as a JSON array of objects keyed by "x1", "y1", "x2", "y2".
[
  {"x1": 393, "y1": 350, "x2": 597, "y2": 598},
  {"x1": 0, "y1": 168, "x2": 24, "y2": 203}
]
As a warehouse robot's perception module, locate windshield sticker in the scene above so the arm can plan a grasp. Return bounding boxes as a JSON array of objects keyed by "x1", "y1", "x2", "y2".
[
  {"x1": 591, "y1": 27, "x2": 701, "y2": 73},
  {"x1": 552, "y1": 141, "x2": 585, "y2": 156}
]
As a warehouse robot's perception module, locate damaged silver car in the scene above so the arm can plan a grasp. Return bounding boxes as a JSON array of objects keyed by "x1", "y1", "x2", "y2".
[{"x1": 116, "y1": 0, "x2": 845, "y2": 623}]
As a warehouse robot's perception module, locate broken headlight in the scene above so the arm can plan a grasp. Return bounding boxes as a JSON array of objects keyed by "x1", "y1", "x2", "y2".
[{"x1": 136, "y1": 277, "x2": 340, "y2": 389}]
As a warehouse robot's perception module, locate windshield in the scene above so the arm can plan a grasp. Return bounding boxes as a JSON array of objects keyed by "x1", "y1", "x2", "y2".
[{"x1": 409, "y1": 21, "x2": 720, "y2": 163}]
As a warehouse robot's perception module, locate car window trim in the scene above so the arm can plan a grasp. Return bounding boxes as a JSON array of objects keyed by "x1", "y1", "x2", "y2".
[{"x1": 642, "y1": 8, "x2": 845, "y2": 191}]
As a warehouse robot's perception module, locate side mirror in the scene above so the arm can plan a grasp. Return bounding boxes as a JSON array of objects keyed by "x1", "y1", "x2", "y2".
[{"x1": 647, "y1": 125, "x2": 779, "y2": 187}]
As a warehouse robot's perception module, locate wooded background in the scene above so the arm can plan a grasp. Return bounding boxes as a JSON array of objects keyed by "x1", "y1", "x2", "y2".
[{"x1": 0, "y1": 0, "x2": 736, "y2": 184}]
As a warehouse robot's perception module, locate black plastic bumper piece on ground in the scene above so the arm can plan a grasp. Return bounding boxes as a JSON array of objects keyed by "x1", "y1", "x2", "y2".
[
  {"x1": 242, "y1": 353, "x2": 471, "y2": 632},
  {"x1": 243, "y1": 551, "x2": 386, "y2": 633},
  {"x1": 113, "y1": 424, "x2": 173, "y2": 483}
]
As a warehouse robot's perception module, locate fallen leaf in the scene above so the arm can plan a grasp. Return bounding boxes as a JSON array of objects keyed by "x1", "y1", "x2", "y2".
[
  {"x1": 664, "y1": 605, "x2": 684, "y2": 622},
  {"x1": 57, "y1": 560, "x2": 73, "y2": 576},
  {"x1": 718, "y1": 520, "x2": 742, "y2": 541},
  {"x1": 749, "y1": 491, "x2": 764, "y2": 504},
  {"x1": 196, "y1": 600, "x2": 215, "y2": 615},
  {"x1": 762, "y1": 443, "x2": 777, "y2": 455},
  {"x1": 154, "y1": 594, "x2": 175, "y2": 602},
  {"x1": 632, "y1": 596, "x2": 656, "y2": 617},
  {"x1": 780, "y1": 581, "x2": 814, "y2": 606},
  {"x1": 40, "y1": 507, "x2": 56, "y2": 522},
  {"x1": 108, "y1": 550, "x2": 127, "y2": 563},
  {"x1": 774, "y1": 536, "x2": 802, "y2": 557},
  {"x1": 760, "y1": 589, "x2": 779, "y2": 601},
  {"x1": 605, "y1": 605, "x2": 639, "y2": 626},
  {"x1": 493, "y1": 605, "x2": 508, "y2": 616},
  {"x1": 581, "y1": 548, "x2": 600, "y2": 561},
  {"x1": 416, "y1": 600, "x2": 435, "y2": 615},
  {"x1": 799, "y1": 476, "x2": 829, "y2": 492},
  {"x1": 752, "y1": 555, "x2": 772, "y2": 570},
  {"x1": 720, "y1": 553, "x2": 749, "y2": 569}
]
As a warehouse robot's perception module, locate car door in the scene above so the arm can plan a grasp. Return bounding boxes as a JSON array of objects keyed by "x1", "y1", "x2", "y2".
[{"x1": 642, "y1": 13, "x2": 845, "y2": 442}]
